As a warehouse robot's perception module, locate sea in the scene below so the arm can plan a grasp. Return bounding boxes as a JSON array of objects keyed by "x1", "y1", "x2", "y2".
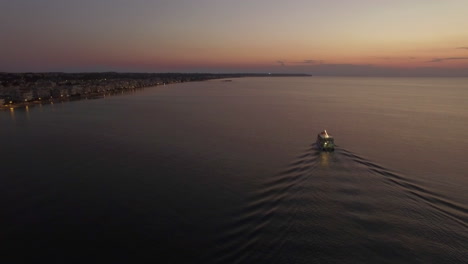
[{"x1": 1, "y1": 77, "x2": 467, "y2": 263}]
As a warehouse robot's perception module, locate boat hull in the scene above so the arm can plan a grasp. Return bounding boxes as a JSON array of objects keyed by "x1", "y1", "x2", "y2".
[{"x1": 317, "y1": 141, "x2": 335, "y2": 151}]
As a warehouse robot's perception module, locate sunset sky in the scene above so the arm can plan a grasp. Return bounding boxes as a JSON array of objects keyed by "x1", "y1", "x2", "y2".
[{"x1": 1, "y1": 0, "x2": 468, "y2": 76}]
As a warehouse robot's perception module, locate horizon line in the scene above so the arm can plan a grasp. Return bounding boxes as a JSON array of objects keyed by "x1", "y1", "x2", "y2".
[{"x1": 1, "y1": 71, "x2": 468, "y2": 77}]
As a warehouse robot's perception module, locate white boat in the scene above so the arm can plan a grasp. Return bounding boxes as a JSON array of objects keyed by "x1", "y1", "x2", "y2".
[{"x1": 316, "y1": 130, "x2": 335, "y2": 151}]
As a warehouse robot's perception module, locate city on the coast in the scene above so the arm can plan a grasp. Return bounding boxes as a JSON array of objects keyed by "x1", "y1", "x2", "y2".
[{"x1": 0, "y1": 72, "x2": 309, "y2": 109}]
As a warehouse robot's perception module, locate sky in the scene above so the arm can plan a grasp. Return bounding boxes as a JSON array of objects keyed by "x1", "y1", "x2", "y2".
[{"x1": 1, "y1": 0, "x2": 468, "y2": 76}]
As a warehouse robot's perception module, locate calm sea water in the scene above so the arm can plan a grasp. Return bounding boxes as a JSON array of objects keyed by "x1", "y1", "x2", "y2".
[{"x1": 1, "y1": 77, "x2": 467, "y2": 263}]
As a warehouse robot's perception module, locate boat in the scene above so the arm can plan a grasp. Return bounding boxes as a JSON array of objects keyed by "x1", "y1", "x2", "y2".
[{"x1": 316, "y1": 130, "x2": 335, "y2": 151}]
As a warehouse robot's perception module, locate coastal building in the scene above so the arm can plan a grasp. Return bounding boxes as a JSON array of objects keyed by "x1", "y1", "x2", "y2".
[
  {"x1": 20, "y1": 90, "x2": 34, "y2": 101},
  {"x1": 68, "y1": 85, "x2": 84, "y2": 96},
  {"x1": 82, "y1": 86, "x2": 92, "y2": 94},
  {"x1": 33, "y1": 87, "x2": 51, "y2": 100},
  {"x1": 6, "y1": 87, "x2": 21, "y2": 102},
  {"x1": 50, "y1": 87, "x2": 63, "y2": 98}
]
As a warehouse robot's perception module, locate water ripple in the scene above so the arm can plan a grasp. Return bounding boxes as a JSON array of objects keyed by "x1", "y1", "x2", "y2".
[{"x1": 212, "y1": 145, "x2": 468, "y2": 263}]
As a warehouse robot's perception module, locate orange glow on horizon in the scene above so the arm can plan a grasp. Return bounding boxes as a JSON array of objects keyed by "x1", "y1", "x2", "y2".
[{"x1": 2, "y1": 0, "x2": 468, "y2": 75}]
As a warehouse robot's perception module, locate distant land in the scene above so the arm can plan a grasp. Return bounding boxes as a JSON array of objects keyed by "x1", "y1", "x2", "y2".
[{"x1": 0, "y1": 72, "x2": 310, "y2": 109}]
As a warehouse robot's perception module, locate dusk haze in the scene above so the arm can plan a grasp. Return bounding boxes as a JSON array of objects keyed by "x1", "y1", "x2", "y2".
[{"x1": 2, "y1": 0, "x2": 468, "y2": 75}]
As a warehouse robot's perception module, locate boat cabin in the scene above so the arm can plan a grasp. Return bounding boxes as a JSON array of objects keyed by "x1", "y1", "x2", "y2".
[{"x1": 316, "y1": 130, "x2": 335, "y2": 151}]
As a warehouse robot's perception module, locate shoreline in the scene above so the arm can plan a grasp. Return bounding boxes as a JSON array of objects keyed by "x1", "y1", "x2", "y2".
[
  {"x1": 1, "y1": 73, "x2": 311, "y2": 111},
  {"x1": 1, "y1": 92, "x2": 133, "y2": 110},
  {"x1": 1, "y1": 86, "x2": 152, "y2": 111}
]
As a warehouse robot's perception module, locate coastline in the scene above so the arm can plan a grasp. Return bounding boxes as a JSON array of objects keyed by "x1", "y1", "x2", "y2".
[
  {"x1": 2, "y1": 86, "x2": 154, "y2": 111},
  {"x1": 1, "y1": 90, "x2": 140, "y2": 110},
  {"x1": 0, "y1": 72, "x2": 311, "y2": 111}
]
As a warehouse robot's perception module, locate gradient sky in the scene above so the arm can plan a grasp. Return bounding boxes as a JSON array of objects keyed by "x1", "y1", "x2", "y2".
[{"x1": 1, "y1": 0, "x2": 468, "y2": 75}]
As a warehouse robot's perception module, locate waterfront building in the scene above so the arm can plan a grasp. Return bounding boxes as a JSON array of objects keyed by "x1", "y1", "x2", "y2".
[
  {"x1": 68, "y1": 85, "x2": 84, "y2": 96},
  {"x1": 50, "y1": 87, "x2": 62, "y2": 98},
  {"x1": 33, "y1": 87, "x2": 51, "y2": 100},
  {"x1": 20, "y1": 90, "x2": 34, "y2": 101},
  {"x1": 6, "y1": 87, "x2": 22, "y2": 102}
]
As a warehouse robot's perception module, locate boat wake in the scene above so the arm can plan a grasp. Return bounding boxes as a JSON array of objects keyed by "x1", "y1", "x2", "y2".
[
  {"x1": 211, "y1": 144, "x2": 468, "y2": 263},
  {"x1": 340, "y1": 149, "x2": 468, "y2": 228}
]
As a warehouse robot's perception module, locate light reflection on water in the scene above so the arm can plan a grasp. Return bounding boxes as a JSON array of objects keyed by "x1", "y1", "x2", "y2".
[
  {"x1": 25, "y1": 105, "x2": 30, "y2": 120},
  {"x1": 9, "y1": 107, "x2": 15, "y2": 121},
  {"x1": 318, "y1": 151, "x2": 331, "y2": 168}
]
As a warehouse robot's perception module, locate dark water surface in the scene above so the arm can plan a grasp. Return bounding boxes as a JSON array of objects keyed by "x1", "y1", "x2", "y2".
[{"x1": 1, "y1": 77, "x2": 467, "y2": 263}]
